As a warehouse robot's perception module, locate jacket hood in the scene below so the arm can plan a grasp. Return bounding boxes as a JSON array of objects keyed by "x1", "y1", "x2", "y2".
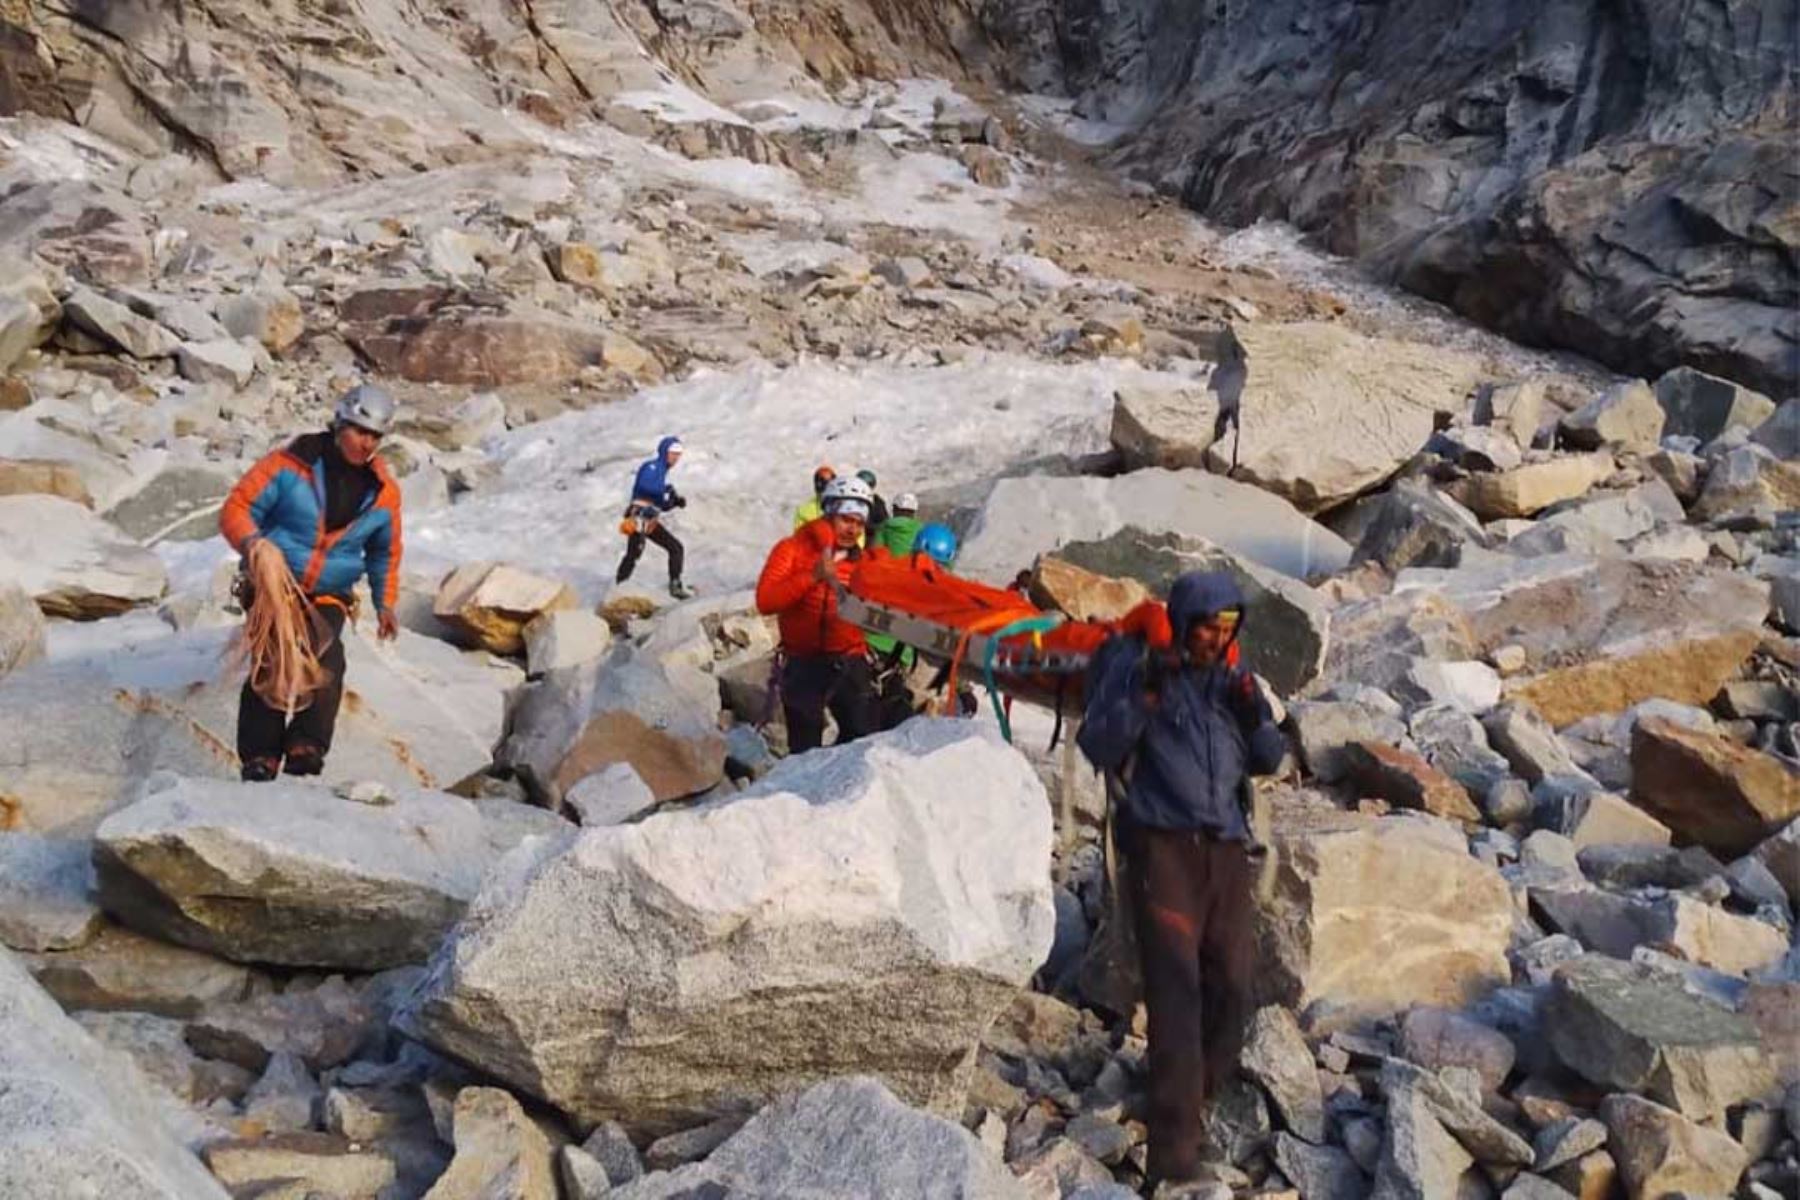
[
  {"x1": 1166, "y1": 571, "x2": 1245, "y2": 639},
  {"x1": 657, "y1": 435, "x2": 682, "y2": 462}
]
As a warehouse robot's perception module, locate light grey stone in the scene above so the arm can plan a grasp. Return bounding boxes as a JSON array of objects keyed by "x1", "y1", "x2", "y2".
[
  {"x1": 95, "y1": 777, "x2": 573, "y2": 969},
  {"x1": 406, "y1": 721, "x2": 1055, "y2": 1136},
  {"x1": 0, "y1": 945, "x2": 230, "y2": 1198},
  {"x1": 0, "y1": 833, "x2": 102, "y2": 951}
]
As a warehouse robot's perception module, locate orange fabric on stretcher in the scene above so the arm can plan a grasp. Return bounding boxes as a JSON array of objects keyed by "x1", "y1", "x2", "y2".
[{"x1": 845, "y1": 554, "x2": 1239, "y2": 698}]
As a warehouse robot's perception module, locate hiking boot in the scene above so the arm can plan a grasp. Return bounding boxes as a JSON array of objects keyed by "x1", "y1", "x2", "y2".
[
  {"x1": 240, "y1": 757, "x2": 280, "y2": 783},
  {"x1": 282, "y1": 745, "x2": 325, "y2": 776},
  {"x1": 668, "y1": 579, "x2": 695, "y2": 600}
]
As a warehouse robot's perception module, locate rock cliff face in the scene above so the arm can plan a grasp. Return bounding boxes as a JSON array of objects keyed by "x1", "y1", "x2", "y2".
[{"x1": 984, "y1": 0, "x2": 1800, "y2": 396}]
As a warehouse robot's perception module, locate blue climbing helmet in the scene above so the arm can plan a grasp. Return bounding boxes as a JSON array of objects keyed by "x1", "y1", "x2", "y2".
[{"x1": 914, "y1": 523, "x2": 957, "y2": 566}]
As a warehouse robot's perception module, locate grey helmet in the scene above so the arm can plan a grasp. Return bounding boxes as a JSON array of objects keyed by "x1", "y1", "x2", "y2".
[{"x1": 333, "y1": 384, "x2": 397, "y2": 435}]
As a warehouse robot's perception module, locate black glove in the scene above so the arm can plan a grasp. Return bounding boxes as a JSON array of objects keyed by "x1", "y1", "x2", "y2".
[{"x1": 669, "y1": 492, "x2": 687, "y2": 509}]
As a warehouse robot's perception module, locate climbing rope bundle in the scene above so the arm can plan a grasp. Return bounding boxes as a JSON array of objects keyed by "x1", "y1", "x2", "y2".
[{"x1": 232, "y1": 539, "x2": 333, "y2": 715}]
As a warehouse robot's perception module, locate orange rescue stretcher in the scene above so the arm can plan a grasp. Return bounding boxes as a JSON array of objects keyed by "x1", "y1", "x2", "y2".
[{"x1": 838, "y1": 552, "x2": 1211, "y2": 738}]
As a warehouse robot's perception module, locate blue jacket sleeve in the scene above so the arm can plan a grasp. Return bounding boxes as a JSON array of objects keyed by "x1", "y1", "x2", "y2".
[
  {"x1": 1077, "y1": 638, "x2": 1150, "y2": 773},
  {"x1": 1232, "y1": 672, "x2": 1286, "y2": 775},
  {"x1": 631, "y1": 459, "x2": 667, "y2": 506}
]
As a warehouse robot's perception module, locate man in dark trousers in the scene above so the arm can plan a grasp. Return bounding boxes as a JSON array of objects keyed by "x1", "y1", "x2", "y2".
[
  {"x1": 754, "y1": 474, "x2": 879, "y2": 753},
  {"x1": 1076, "y1": 571, "x2": 1285, "y2": 1185},
  {"x1": 616, "y1": 435, "x2": 693, "y2": 598},
  {"x1": 220, "y1": 384, "x2": 403, "y2": 781}
]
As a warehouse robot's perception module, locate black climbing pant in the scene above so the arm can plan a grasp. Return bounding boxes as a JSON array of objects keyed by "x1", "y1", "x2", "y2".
[
  {"x1": 780, "y1": 653, "x2": 877, "y2": 754},
  {"x1": 236, "y1": 601, "x2": 348, "y2": 776},
  {"x1": 617, "y1": 524, "x2": 685, "y2": 585}
]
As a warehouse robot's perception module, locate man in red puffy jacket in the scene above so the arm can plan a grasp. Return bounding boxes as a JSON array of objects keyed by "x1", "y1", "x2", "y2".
[{"x1": 755, "y1": 475, "x2": 879, "y2": 753}]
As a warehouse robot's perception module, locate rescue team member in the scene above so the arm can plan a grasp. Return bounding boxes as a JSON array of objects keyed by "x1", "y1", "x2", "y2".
[
  {"x1": 220, "y1": 385, "x2": 402, "y2": 781},
  {"x1": 1076, "y1": 572, "x2": 1284, "y2": 1185},
  {"x1": 792, "y1": 464, "x2": 835, "y2": 530},
  {"x1": 615, "y1": 435, "x2": 693, "y2": 599},
  {"x1": 756, "y1": 474, "x2": 880, "y2": 753}
]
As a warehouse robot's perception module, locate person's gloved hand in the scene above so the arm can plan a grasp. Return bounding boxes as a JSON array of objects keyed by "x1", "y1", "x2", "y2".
[
  {"x1": 1224, "y1": 664, "x2": 1263, "y2": 720},
  {"x1": 669, "y1": 492, "x2": 688, "y2": 509}
]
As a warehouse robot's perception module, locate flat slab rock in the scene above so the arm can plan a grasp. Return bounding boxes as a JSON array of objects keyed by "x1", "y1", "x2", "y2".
[
  {"x1": 1393, "y1": 555, "x2": 1769, "y2": 726},
  {"x1": 95, "y1": 777, "x2": 572, "y2": 969}
]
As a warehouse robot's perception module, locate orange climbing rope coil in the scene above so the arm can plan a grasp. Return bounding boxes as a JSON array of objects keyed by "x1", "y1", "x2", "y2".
[{"x1": 233, "y1": 539, "x2": 334, "y2": 714}]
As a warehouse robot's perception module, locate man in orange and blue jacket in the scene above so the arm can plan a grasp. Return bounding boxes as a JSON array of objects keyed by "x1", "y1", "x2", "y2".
[{"x1": 219, "y1": 385, "x2": 404, "y2": 781}]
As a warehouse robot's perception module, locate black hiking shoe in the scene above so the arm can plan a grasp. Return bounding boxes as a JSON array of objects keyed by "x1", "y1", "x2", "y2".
[
  {"x1": 668, "y1": 579, "x2": 695, "y2": 600},
  {"x1": 282, "y1": 746, "x2": 325, "y2": 777},
  {"x1": 240, "y1": 757, "x2": 280, "y2": 783}
]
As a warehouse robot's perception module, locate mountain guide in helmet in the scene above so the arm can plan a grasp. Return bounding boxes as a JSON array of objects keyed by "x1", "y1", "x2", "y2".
[
  {"x1": 756, "y1": 474, "x2": 879, "y2": 754},
  {"x1": 1075, "y1": 571, "x2": 1284, "y2": 1186},
  {"x1": 792, "y1": 465, "x2": 835, "y2": 531},
  {"x1": 219, "y1": 384, "x2": 404, "y2": 782},
  {"x1": 616, "y1": 436, "x2": 693, "y2": 599}
]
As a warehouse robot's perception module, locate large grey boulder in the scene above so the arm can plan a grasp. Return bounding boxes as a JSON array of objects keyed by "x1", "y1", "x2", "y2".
[
  {"x1": 1393, "y1": 555, "x2": 1769, "y2": 726},
  {"x1": 0, "y1": 622, "x2": 515, "y2": 834},
  {"x1": 1691, "y1": 443, "x2": 1800, "y2": 522},
  {"x1": 405, "y1": 720, "x2": 1055, "y2": 1136},
  {"x1": 1653, "y1": 366, "x2": 1777, "y2": 445},
  {"x1": 1559, "y1": 381, "x2": 1665, "y2": 451},
  {"x1": 1257, "y1": 800, "x2": 1512, "y2": 1015},
  {"x1": 101, "y1": 465, "x2": 236, "y2": 544},
  {"x1": 60, "y1": 286, "x2": 180, "y2": 359},
  {"x1": 499, "y1": 639, "x2": 725, "y2": 807},
  {"x1": 1352, "y1": 480, "x2": 1492, "y2": 572},
  {"x1": 1504, "y1": 481, "x2": 1685, "y2": 559},
  {"x1": 609, "y1": 1077, "x2": 1029, "y2": 1199},
  {"x1": 957, "y1": 468, "x2": 1351, "y2": 584},
  {"x1": 0, "y1": 946, "x2": 230, "y2": 1198},
  {"x1": 1109, "y1": 384, "x2": 1220, "y2": 470},
  {"x1": 1052, "y1": 526, "x2": 1330, "y2": 694},
  {"x1": 0, "y1": 493, "x2": 167, "y2": 618},
  {"x1": 1315, "y1": 589, "x2": 1478, "y2": 698},
  {"x1": 94, "y1": 778, "x2": 573, "y2": 969},
  {"x1": 1544, "y1": 955, "x2": 1773, "y2": 1124},
  {"x1": 1531, "y1": 887, "x2": 1786, "y2": 976},
  {"x1": 21, "y1": 924, "x2": 256, "y2": 1017},
  {"x1": 1201, "y1": 322, "x2": 1489, "y2": 513}
]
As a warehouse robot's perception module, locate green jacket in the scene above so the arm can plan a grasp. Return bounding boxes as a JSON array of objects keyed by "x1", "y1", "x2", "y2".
[{"x1": 871, "y1": 515, "x2": 922, "y2": 557}]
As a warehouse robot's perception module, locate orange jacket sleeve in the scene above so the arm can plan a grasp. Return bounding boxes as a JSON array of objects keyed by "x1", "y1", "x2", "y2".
[
  {"x1": 756, "y1": 534, "x2": 816, "y2": 615},
  {"x1": 219, "y1": 449, "x2": 287, "y2": 551}
]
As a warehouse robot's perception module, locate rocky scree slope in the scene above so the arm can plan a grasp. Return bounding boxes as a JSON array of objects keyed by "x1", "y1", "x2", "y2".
[{"x1": 982, "y1": 0, "x2": 1800, "y2": 398}]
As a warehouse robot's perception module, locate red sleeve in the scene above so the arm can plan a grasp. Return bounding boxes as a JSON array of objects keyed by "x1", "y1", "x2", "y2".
[
  {"x1": 219, "y1": 450, "x2": 287, "y2": 551},
  {"x1": 756, "y1": 535, "x2": 815, "y2": 615}
]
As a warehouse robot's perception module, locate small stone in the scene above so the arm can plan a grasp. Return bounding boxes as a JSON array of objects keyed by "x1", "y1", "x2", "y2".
[
  {"x1": 564, "y1": 762, "x2": 659, "y2": 827},
  {"x1": 1241, "y1": 1005, "x2": 1327, "y2": 1143},
  {"x1": 244, "y1": 1052, "x2": 321, "y2": 1133},
  {"x1": 1533, "y1": 1117, "x2": 1608, "y2": 1172},
  {"x1": 1066, "y1": 1112, "x2": 1134, "y2": 1165},
  {"x1": 645, "y1": 1114, "x2": 744, "y2": 1170},
  {"x1": 1601, "y1": 1093, "x2": 1749, "y2": 1200},
  {"x1": 204, "y1": 1132, "x2": 397, "y2": 1199},
  {"x1": 1561, "y1": 381, "x2": 1665, "y2": 451},
  {"x1": 1399, "y1": 1007, "x2": 1517, "y2": 1094},
  {"x1": 579, "y1": 1119, "x2": 643, "y2": 1186},
  {"x1": 1345, "y1": 741, "x2": 1482, "y2": 824}
]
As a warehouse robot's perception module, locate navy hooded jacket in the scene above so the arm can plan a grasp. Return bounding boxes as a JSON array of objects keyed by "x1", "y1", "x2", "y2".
[
  {"x1": 629, "y1": 436, "x2": 682, "y2": 510},
  {"x1": 1076, "y1": 572, "x2": 1286, "y2": 838}
]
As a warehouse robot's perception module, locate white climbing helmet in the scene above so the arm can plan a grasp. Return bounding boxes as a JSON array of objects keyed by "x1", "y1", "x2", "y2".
[
  {"x1": 893, "y1": 492, "x2": 919, "y2": 514},
  {"x1": 333, "y1": 384, "x2": 398, "y2": 436},
  {"x1": 821, "y1": 474, "x2": 873, "y2": 519}
]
